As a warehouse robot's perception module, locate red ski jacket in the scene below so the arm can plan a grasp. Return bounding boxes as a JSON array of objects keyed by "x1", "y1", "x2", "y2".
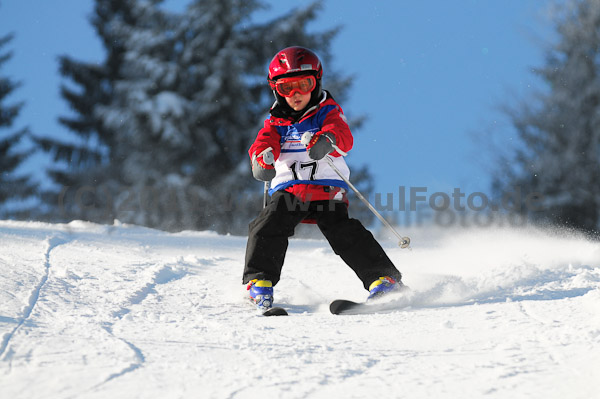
[{"x1": 249, "y1": 92, "x2": 354, "y2": 203}]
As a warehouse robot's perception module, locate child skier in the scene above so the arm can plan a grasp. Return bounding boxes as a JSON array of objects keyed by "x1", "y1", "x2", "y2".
[{"x1": 244, "y1": 46, "x2": 404, "y2": 310}]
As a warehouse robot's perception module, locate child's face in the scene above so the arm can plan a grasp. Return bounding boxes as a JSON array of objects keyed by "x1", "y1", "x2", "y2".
[{"x1": 285, "y1": 92, "x2": 311, "y2": 111}]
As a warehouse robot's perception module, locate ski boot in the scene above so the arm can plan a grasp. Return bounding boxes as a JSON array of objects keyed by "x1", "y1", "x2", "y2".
[
  {"x1": 367, "y1": 276, "x2": 405, "y2": 300},
  {"x1": 247, "y1": 279, "x2": 274, "y2": 310}
]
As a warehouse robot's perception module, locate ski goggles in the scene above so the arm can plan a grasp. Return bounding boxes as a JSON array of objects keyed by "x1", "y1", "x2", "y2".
[{"x1": 270, "y1": 75, "x2": 316, "y2": 97}]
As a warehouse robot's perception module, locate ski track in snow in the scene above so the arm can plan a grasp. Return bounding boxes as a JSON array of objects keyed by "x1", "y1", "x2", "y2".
[
  {"x1": 0, "y1": 220, "x2": 599, "y2": 398},
  {"x1": 90, "y1": 263, "x2": 186, "y2": 393},
  {"x1": 95, "y1": 326, "x2": 146, "y2": 388},
  {"x1": 0, "y1": 234, "x2": 67, "y2": 362}
]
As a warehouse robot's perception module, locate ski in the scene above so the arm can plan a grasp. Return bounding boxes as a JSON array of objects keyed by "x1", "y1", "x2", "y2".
[
  {"x1": 329, "y1": 297, "x2": 408, "y2": 315},
  {"x1": 331, "y1": 284, "x2": 413, "y2": 315},
  {"x1": 262, "y1": 306, "x2": 288, "y2": 316},
  {"x1": 247, "y1": 297, "x2": 288, "y2": 316},
  {"x1": 329, "y1": 299, "x2": 364, "y2": 315}
]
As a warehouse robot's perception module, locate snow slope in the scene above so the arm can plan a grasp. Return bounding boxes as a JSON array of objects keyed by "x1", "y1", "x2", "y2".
[{"x1": 1, "y1": 220, "x2": 599, "y2": 399}]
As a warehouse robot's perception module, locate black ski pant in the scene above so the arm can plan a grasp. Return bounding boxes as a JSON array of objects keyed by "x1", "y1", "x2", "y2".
[{"x1": 243, "y1": 190, "x2": 402, "y2": 290}]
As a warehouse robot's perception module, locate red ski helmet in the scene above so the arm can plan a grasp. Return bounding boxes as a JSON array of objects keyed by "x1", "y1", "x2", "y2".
[{"x1": 267, "y1": 46, "x2": 323, "y2": 82}]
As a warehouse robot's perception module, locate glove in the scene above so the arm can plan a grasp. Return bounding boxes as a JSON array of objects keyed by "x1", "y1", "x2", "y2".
[
  {"x1": 306, "y1": 132, "x2": 335, "y2": 160},
  {"x1": 251, "y1": 148, "x2": 276, "y2": 181}
]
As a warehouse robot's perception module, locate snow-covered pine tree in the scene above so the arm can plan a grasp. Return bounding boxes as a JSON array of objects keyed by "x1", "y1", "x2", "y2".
[
  {"x1": 0, "y1": 33, "x2": 36, "y2": 218},
  {"x1": 81, "y1": 0, "x2": 186, "y2": 230},
  {"x1": 41, "y1": 0, "x2": 361, "y2": 233},
  {"x1": 35, "y1": 0, "x2": 148, "y2": 223},
  {"x1": 495, "y1": 0, "x2": 600, "y2": 235}
]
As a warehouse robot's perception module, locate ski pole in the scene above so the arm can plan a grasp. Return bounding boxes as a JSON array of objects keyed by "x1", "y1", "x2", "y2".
[
  {"x1": 263, "y1": 181, "x2": 270, "y2": 208},
  {"x1": 324, "y1": 156, "x2": 410, "y2": 248},
  {"x1": 258, "y1": 147, "x2": 274, "y2": 209},
  {"x1": 300, "y1": 132, "x2": 411, "y2": 249}
]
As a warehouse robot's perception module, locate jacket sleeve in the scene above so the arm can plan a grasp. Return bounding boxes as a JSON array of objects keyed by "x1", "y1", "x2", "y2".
[
  {"x1": 248, "y1": 118, "x2": 282, "y2": 160},
  {"x1": 321, "y1": 106, "x2": 353, "y2": 157}
]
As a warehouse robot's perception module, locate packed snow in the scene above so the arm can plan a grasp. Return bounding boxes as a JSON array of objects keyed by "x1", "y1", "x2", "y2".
[{"x1": 1, "y1": 219, "x2": 599, "y2": 398}]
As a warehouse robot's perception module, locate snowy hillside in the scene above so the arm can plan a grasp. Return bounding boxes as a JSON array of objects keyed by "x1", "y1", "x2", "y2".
[{"x1": 1, "y1": 220, "x2": 599, "y2": 399}]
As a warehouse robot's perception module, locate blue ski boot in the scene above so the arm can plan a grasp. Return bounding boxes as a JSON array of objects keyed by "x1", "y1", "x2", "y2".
[
  {"x1": 367, "y1": 276, "x2": 405, "y2": 300},
  {"x1": 247, "y1": 279, "x2": 274, "y2": 310}
]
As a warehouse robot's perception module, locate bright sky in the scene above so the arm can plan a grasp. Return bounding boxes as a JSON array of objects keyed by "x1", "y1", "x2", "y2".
[{"x1": 0, "y1": 0, "x2": 554, "y2": 200}]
